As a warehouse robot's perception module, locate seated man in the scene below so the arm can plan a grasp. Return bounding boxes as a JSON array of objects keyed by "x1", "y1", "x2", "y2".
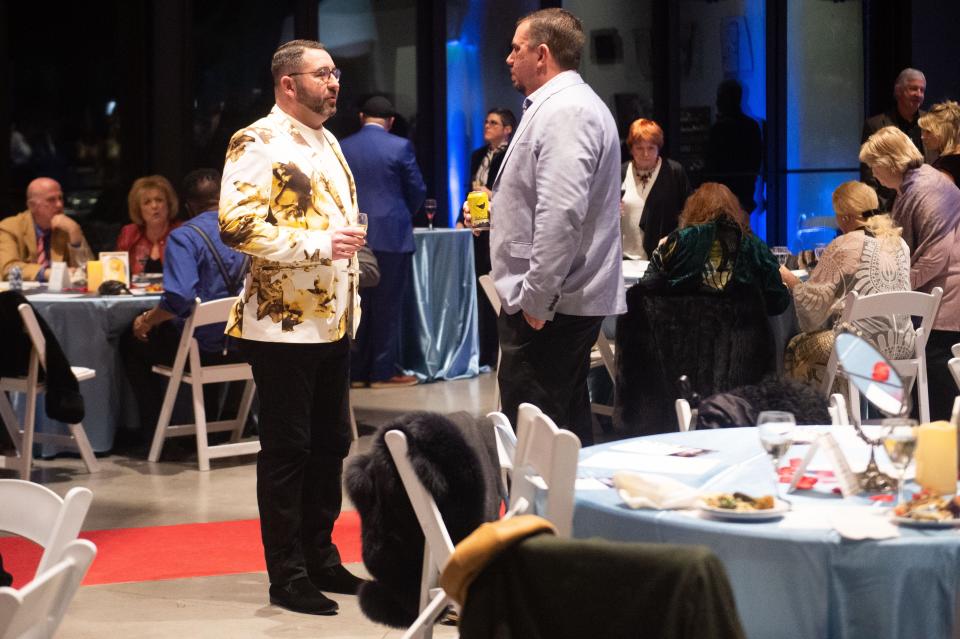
[
  {"x1": 120, "y1": 169, "x2": 249, "y2": 440},
  {"x1": 0, "y1": 177, "x2": 91, "y2": 281}
]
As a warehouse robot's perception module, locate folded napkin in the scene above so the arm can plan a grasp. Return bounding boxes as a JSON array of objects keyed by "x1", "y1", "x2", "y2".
[
  {"x1": 613, "y1": 471, "x2": 701, "y2": 510},
  {"x1": 829, "y1": 508, "x2": 899, "y2": 540}
]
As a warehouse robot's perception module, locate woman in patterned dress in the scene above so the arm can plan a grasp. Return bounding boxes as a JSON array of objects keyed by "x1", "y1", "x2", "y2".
[{"x1": 780, "y1": 181, "x2": 914, "y2": 391}]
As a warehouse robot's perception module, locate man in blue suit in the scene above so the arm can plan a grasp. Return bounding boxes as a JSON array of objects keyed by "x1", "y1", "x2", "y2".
[{"x1": 341, "y1": 96, "x2": 426, "y2": 387}]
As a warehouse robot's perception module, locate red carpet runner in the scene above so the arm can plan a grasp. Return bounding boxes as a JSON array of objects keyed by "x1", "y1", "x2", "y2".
[{"x1": 0, "y1": 511, "x2": 362, "y2": 589}]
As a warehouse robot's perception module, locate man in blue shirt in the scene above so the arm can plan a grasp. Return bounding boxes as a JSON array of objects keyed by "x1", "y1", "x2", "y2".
[{"x1": 121, "y1": 169, "x2": 248, "y2": 442}]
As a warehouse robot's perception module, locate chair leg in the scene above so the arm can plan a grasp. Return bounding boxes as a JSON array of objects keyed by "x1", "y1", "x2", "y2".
[
  {"x1": 492, "y1": 349, "x2": 502, "y2": 411},
  {"x1": 192, "y1": 376, "x2": 211, "y2": 473},
  {"x1": 66, "y1": 422, "x2": 100, "y2": 473},
  {"x1": 409, "y1": 547, "x2": 437, "y2": 639},
  {"x1": 918, "y1": 360, "x2": 930, "y2": 424},
  {"x1": 20, "y1": 393, "x2": 37, "y2": 482},
  {"x1": 0, "y1": 392, "x2": 22, "y2": 449},
  {"x1": 349, "y1": 401, "x2": 359, "y2": 450},
  {"x1": 148, "y1": 374, "x2": 183, "y2": 463},
  {"x1": 848, "y1": 378, "x2": 862, "y2": 427},
  {"x1": 401, "y1": 592, "x2": 451, "y2": 639}
]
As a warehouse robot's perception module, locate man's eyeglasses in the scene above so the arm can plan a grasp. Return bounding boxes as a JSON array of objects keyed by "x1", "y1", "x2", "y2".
[
  {"x1": 288, "y1": 67, "x2": 342, "y2": 83},
  {"x1": 484, "y1": 119, "x2": 503, "y2": 126}
]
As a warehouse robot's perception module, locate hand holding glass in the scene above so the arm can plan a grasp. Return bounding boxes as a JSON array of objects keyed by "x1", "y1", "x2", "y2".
[
  {"x1": 757, "y1": 411, "x2": 796, "y2": 499},
  {"x1": 771, "y1": 246, "x2": 790, "y2": 267}
]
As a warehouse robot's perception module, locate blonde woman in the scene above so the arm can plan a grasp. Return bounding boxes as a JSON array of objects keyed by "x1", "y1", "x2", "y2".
[
  {"x1": 115, "y1": 175, "x2": 181, "y2": 275},
  {"x1": 860, "y1": 125, "x2": 960, "y2": 420},
  {"x1": 781, "y1": 181, "x2": 914, "y2": 391},
  {"x1": 919, "y1": 100, "x2": 960, "y2": 183}
]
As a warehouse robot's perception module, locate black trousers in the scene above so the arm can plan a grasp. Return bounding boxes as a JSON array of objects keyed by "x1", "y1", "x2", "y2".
[
  {"x1": 239, "y1": 337, "x2": 352, "y2": 586},
  {"x1": 926, "y1": 329, "x2": 960, "y2": 421},
  {"x1": 497, "y1": 310, "x2": 602, "y2": 445}
]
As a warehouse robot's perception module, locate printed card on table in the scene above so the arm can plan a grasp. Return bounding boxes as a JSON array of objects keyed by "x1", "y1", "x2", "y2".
[{"x1": 98, "y1": 251, "x2": 130, "y2": 286}]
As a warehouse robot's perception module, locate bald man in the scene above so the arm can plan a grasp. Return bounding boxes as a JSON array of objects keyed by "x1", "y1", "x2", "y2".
[{"x1": 0, "y1": 178, "x2": 91, "y2": 281}]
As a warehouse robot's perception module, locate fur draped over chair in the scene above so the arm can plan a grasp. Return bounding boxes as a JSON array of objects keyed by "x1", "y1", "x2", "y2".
[
  {"x1": 344, "y1": 411, "x2": 499, "y2": 628},
  {"x1": 615, "y1": 285, "x2": 776, "y2": 437}
]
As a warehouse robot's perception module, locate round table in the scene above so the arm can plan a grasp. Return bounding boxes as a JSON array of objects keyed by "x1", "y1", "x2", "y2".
[
  {"x1": 574, "y1": 428, "x2": 960, "y2": 639},
  {"x1": 26, "y1": 292, "x2": 160, "y2": 452}
]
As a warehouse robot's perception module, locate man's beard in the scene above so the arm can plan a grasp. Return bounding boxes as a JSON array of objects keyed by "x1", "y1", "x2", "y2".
[{"x1": 296, "y1": 84, "x2": 337, "y2": 119}]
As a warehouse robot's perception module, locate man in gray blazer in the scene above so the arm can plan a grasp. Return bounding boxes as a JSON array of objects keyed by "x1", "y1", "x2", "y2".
[{"x1": 486, "y1": 8, "x2": 625, "y2": 445}]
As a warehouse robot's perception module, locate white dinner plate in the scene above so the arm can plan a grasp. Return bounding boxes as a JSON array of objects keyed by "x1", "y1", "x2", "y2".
[
  {"x1": 890, "y1": 514, "x2": 960, "y2": 529},
  {"x1": 697, "y1": 499, "x2": 790, "y2": 522}
]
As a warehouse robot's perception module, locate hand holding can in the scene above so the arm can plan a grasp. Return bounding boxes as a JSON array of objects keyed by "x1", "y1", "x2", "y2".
[{"x1": 467, "y1": 190, "x2": 490, "y2": 230}]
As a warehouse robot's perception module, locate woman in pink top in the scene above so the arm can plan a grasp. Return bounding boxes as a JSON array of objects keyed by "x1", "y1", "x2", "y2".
[
  {"x1": 115, "y1": 175, "x2": 181, "y2": 275},
  {"x1": 861, "y1": 126, "x2": 960, "y2": 420}
]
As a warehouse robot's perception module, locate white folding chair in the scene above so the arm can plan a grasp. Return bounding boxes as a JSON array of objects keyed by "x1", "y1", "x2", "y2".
[
  {"x1": 0, "y1": 304, "x2": 99, "y2": 480},
  {"x1": 488, "y1": 411, "x2": 517, "y2": 495},
  {"x1": 822, "y1": 288, "x2": 943, "y2": 425},
  {"x1": 675, "y1": 398, "x2": 692, "y2": 432},
  {"x1": 948, "y1": 343, "x2": 960, "y2": 393},
  {"x1": 384, "y1": 430, "x2": 458, "y2": 639},
  {"x1": 147, "y1": 298, "x2": 258, "y2": 471},
  {"x1": 509, "y1": 403, "x2": 581, "y2": 538},
  {"x1": 0, "y1": 538, "x2": 96, "y2": 639},
  {"x1": 0, "y1": 480, "x2": 92, "y2": 579},
  {"x1": 477, "y1": 274, "x2": 502, "y2": 411},
  {"x1": 828, "y1": 393, "x2": 850, "y2": 427},
  {"x1": 590, "y1": 330, "x2": 617, "y2": 418}
]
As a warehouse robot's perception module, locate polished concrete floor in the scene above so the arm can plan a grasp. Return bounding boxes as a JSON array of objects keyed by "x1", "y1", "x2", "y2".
[{"x1": 4, "y1": 374, "x2": 507, "y2": 638}]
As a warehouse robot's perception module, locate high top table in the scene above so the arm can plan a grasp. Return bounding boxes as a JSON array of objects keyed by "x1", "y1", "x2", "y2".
[{"x1": 574, "y1": 427, "x2": 960, "y2": 639}]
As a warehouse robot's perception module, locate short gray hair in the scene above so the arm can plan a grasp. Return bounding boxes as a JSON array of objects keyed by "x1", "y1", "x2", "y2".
[
  {"x1": 894, "y1": 68, "x2": 925, "y2": 93},
  {"x1": 271, "y1": 39, "x2": 326, "y2": 84}
]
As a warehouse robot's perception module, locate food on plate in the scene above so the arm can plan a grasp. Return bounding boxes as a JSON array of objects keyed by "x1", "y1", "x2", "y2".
[
  {"x1": 702, "y1": 492, "x2": 775, "y2": 511},
  {"x1": 145, "y1": 283, "x2": 164, "y2": 293},
  {"x1": 893, "y1": 490, "x2": 960, "y2": 521}
]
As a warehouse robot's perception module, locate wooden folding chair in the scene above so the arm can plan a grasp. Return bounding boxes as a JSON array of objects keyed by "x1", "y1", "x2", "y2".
[
  {"x1": 0, "y1": 304, "x2": 99, "y2": 480},
  {"x1": 147, "y1": 298, "x2": 258, "y2": 471},
  {"x1": 823, "y1": 288, "x2": 942, "y2": 424}
]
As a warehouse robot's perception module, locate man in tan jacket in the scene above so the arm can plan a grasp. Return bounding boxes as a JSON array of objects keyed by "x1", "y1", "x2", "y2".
[{"x1": 0, "y1": 177, "x2": 90, "y2": 281}]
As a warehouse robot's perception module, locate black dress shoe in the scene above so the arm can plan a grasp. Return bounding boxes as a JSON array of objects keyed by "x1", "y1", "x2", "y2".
[
  {"x1": 308, "y1": 564, "x2": 366, "y2": 595},
  {"x1": 269, "y1": 576, "x2": 339, "y2": 615}
]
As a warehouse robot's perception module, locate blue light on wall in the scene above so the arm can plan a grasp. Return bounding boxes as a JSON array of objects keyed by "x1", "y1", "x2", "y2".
[{"x1": 445, "y1": 0, "x2": 486, "y2": 227}]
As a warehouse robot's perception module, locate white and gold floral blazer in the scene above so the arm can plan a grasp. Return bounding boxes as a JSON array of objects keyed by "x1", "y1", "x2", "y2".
[{"x1": 219, "y1": 106, "x2": 360, "y2": 343}]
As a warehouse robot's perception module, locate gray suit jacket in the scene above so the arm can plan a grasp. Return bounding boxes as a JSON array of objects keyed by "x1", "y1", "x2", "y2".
[{"x1": 490, "y1": 71, "x2": 626, "y2": 319}]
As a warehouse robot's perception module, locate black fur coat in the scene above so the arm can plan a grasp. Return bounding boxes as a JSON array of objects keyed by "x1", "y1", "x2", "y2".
[{"x1": 344, "y1": 411, "x2": 498, "y2": 628}]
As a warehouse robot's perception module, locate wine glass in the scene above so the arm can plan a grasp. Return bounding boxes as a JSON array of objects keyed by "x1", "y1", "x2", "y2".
[
  {"x1": 882, "y1": 420, "x2": 918, "y2": 506},
  {"x1": 771, "y1": 246, "x2": 790, "y2": 267},
  {"x1": 424, "y1": 198, "x2": 437, "y2": 230},
  {"x1": 757, "y1": 411, "x2": 796, "y2": 502},
  {"x1": 814, "y1": 243, "x2": 827, "y2": 262},
  {"x1": 356, "y1": 212, "x2": 368, "y2": 231}
]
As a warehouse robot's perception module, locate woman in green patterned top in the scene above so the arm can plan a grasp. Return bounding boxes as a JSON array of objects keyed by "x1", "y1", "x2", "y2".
[{"x1": 644, "y1": 182, "x2": 790, "y2": 316}]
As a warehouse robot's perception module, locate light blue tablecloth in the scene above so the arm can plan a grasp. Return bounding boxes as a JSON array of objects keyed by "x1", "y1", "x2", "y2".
[
  {"x1": 574, "y1": 428, "x2": 960, "y2": 639},
  {"x1": 26, "y1": 293, "x2": 159, "y2": 452},
  {"x1": 400, "y1": 228, "x2": 479, "y2": 381}
]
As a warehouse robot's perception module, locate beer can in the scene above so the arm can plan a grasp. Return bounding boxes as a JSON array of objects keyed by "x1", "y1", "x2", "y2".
[{"x1": 467, "y1": 190, "x2": 490, "y2": 230}]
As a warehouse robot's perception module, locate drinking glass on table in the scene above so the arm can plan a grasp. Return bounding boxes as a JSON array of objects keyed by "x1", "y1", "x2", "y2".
[
  {"x1": 757, "y1": 411, "x2": 796, "y2": 501},
  {"x1": 882, "y1": 420, "x2": 918, "y2": 506},
  {"x1": 424, "y1": 198, "x2": 437, "y2": 230},
  {"x1": 771, "y1": 246, "x2": 790, "y2": 267}
]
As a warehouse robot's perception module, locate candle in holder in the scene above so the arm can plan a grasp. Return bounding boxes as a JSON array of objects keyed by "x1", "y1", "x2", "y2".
[
  {"x1": 914, "y1": 421, "x2": 958, "y2": 496},
  {"x1": 86, "y1": 261, "x2": 103, "y2": 292}
]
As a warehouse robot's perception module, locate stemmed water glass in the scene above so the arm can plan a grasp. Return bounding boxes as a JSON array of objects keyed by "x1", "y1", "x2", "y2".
[
  {"x1": 757, "y1": 411, "x2": 796, "y2": 503},
  {"x1": 771, "y1": 246, "x2": 790, "y2": 267},
  {"x1": 424, "y1": 198, "x2": 437, "y2": 230},
  {"x1": 882, "y1": 420, "x2": 918, "y2": 506},
  {"x1": 814, "y1": 243, "x2": 827, "y2": 262}
]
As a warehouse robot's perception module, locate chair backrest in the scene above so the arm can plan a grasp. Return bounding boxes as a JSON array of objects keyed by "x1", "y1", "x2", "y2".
[
  {"x1": 823, "y1": 288, "x2": 943, "y2": 396},
  {"x1": 0, "y1": 481, "x2": 92, "y2": 577},
  {"x1": 829, "y1": 393, "x2": 850, "y2": 427},
  {"x1": 0, "y1": 539, "x2": 96, "y2": 639},
  {"x1": 509, "y1": 404, "x2": 580, "y2": 537},
  {"x1": 675, "y1": 398, "x2": 692, "y2": 432},
  {"x1": 477, "y1": 274, "x2": 501, "y2": 315},
  {"x1": 16, "y1": 305, "x2": 46, "y2": 372},
  {"x1": 384, "y1": 430, "x2": 455, "y2": 573},
  {"x1": 166, "y1": 297, "x2": 236, "y2": 372},
  {"x1": 594, "y1": 331, "x2": 616, "y2": 379},
  {"x1": 487, "y1": 412, "x2": 516, "y2": 472}
]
